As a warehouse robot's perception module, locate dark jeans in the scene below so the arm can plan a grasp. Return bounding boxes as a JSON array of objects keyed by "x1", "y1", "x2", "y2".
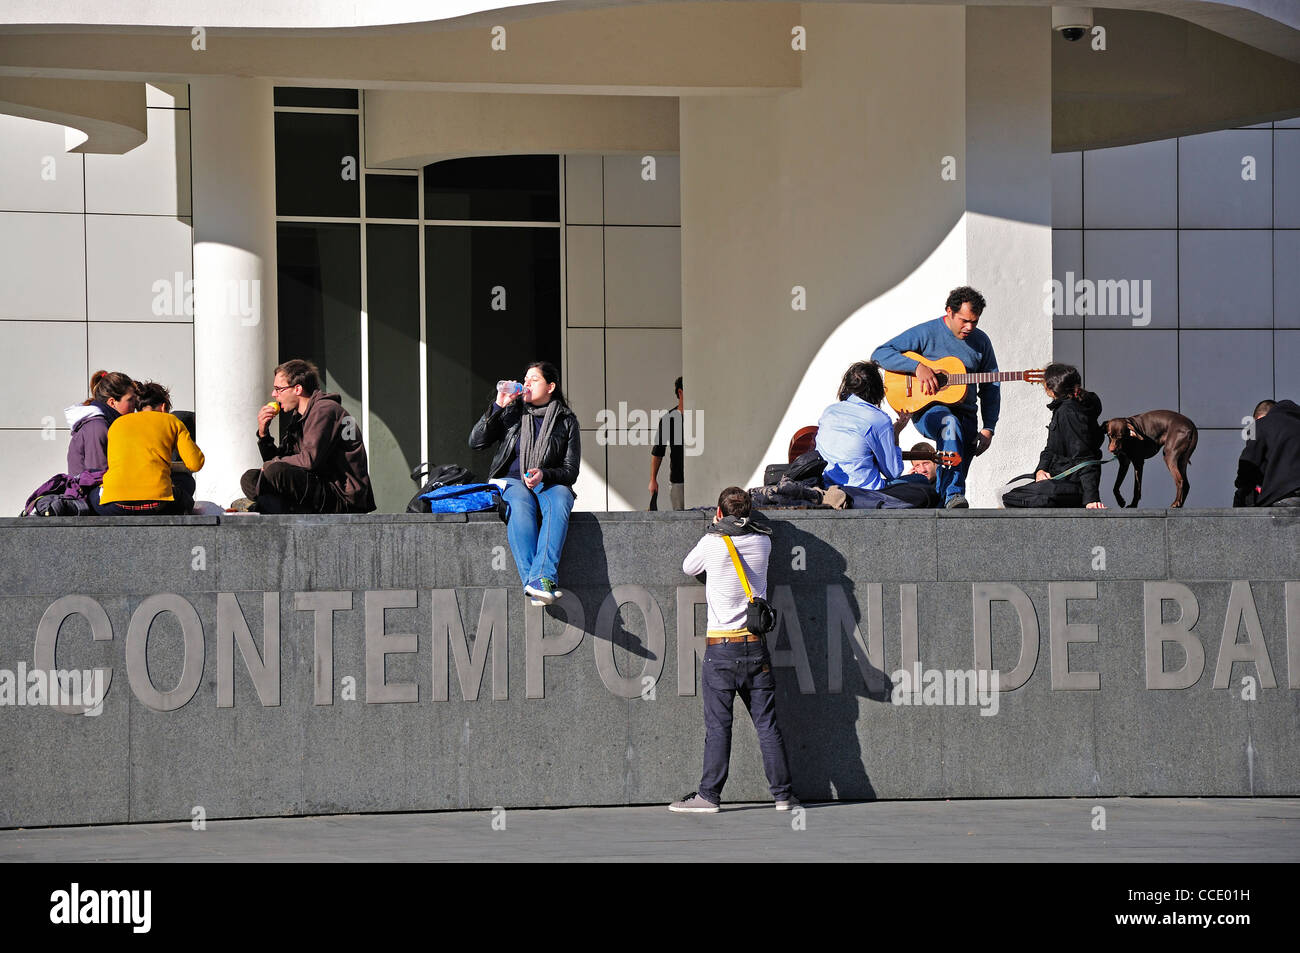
[
  {"x1": 698, "y1": 639, "x2": 793, "y2": 805},
  {"x1": 173, "y1": 472, "x2": 196, "y2": 514},
  {"x1": 241, "y1": 462, "x2": 339, "y2": 514},
  {"x1": 90, "y1": 486, "x2": 184, "y2": 516},
  {"x1": 915, "y1": 403, "x2": 979, "y2": 502}
]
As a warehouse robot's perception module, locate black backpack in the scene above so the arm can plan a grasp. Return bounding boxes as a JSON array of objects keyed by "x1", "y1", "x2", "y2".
[{"x1": 406, "y1": 463, "x2": 477, "y2": 513}]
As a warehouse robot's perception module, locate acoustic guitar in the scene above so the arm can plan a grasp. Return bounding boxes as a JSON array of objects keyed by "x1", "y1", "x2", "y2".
[{"x1": 883, "y1": 352, "x2": 1044, "y2": 415}]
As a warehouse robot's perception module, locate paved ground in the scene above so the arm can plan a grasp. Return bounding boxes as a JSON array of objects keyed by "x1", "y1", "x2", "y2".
[{"x1": 2, "y1": 797, "x2": 1298, "y2": 862}]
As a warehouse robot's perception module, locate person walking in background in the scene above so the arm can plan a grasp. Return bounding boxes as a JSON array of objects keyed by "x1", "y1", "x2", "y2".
[
  {"x1": 234, "y1": 359, "x2": 375, "y2": 514},
  {"x1": 92, "y1": 381, "x2": 203, "y2": 516},
  {"x1": 470, "y1": 361, "x2": 581, "y2": 606},
  {"x1": 650, "y1": 376, "x2": 686, "y2": 510},
  {"x1": 670, "y1": 486, "x2": 796, "y2": 814}
]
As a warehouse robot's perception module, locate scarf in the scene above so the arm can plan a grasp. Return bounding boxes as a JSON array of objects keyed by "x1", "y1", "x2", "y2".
[
  {"x1": 518, "y1": 399, "x2": 561, "y2": 475},
  {"x1": 90, "y1": 399, "x2": 121, "y2": 426},
  {"x1": 706, "y1": 514, "x2": 773, "y2": 537}
]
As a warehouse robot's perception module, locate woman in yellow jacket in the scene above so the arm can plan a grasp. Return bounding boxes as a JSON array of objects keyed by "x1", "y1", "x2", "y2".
[{"x1": 92, "y1": 381, "x2": 204, "y2": 516}]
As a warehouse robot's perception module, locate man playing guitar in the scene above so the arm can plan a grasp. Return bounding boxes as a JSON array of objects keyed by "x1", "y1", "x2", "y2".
[{"x1": 870, "y1": 286, "x2": 999, "y2": 508}]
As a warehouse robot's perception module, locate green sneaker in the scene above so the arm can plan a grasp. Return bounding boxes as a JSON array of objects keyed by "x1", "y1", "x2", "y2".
[{"x1": 524, "y1": 578, "x2": 559, "y2": 606}]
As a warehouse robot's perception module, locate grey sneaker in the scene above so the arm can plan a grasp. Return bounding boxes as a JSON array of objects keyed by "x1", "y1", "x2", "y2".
[
  {"x1": 227, "y1": 497, "x2": 257, "y2": 513},
  {"x1": 775, "y1": 795, "x2": 801, "y2": 812},
  {"x1": 944, "y1": 494, "x2": 969, "y2": 509},
  {"x1": 669, "y1": 792, "x2": 719, "y2": 814}
]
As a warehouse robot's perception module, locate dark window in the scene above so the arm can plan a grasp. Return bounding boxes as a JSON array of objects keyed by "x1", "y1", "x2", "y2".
[
  {"x1": 276, "y1": 223, "x2": 362, "y2": 408},
  {"x1": 366, "y1": 224, "x2": 422, "y2": 511},
  {"x1": 275, "y1": 113, "x2": 360, "y2": 218},
  {"x1": 423, "y1": 155, "x2": 559, "y2": 222},
  {"x1": 366, "y1": 175, "x2": 419, "y2": 219},
  {"x1": 274, "y1": 87, "x2": 359, "y2": 109},
  {"x1": 426, "y1": 225, "x2": 561, "y2": 476}
]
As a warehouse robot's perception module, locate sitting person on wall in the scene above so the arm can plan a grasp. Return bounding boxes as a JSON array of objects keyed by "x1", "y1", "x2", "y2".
[
  {"x1": 92, "y1": 381, "x2": 204, "y2": 516},
  {"x1": 235, "y1": 359, "x2": 376, "y2": 514},
  {"x1": 469, "y1": 361, "x2": 580, "y2": 606},
  {"x1": 999, "y1": 362, "x2": 1105, "y2": 509},
  {"x1": 66, "y1": 370, "x2": 138, "y2": 480},
  {"x1": 1234, "y1": 399, "x2": 1300, "y2": 507},
  {"x1": 878, "y1": 441, "x2": 942, "y2": 508},
  {"x1": 815, "y1": 360, "x2": 911, "y2": 490}
]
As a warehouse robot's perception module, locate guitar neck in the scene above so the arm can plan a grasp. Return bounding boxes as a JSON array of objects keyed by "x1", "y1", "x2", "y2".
[{"x1": 946, "y1": 371, "x2": 1026, "y2": 385}]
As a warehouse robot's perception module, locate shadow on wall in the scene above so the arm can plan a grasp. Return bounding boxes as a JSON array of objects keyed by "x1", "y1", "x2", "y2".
[
  {"x1": 768, "y1": 521, "x2": 884, "y2": 802},
  {"x1": 548, "y1": 512, "x2": 885, "y2": 801}
]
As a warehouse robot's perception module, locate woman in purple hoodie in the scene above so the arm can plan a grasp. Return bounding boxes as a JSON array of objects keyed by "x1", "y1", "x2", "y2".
[{"x1": 65, "y1": 370, "x2": 138, "y2": 479}]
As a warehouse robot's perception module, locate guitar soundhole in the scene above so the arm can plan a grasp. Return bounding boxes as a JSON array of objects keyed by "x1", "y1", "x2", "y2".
[{"x1": 934, "y1": 373, "x2": 948, "y2": 388}]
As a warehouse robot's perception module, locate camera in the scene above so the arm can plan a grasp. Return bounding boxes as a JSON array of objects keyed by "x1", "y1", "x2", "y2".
[{"x1": 1052, "y1": 6, "x2": 1093, "y2": 42}]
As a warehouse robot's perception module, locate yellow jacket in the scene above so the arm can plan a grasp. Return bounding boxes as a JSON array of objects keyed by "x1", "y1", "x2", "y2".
[{"x1": 100, "y1": 412, "x2": 205, "y2": 504}]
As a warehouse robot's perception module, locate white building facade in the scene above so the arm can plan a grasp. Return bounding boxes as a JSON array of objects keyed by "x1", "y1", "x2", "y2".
[{"x1": 1, "y1": 0, "x2": 1298, "y2": 513}]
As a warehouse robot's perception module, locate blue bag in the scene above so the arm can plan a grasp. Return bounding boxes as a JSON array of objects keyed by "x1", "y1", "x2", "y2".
[{"x1": 418, "y1": 482, "x2": 501, "y2": 514}]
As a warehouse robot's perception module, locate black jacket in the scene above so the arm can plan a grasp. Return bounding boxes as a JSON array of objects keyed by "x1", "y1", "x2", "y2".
[
  {"x1": 469, "y1": 399, "x2": 581, "y2": 492},
  {"x1": 1035, "y1": 392, "x2": 1104, "y2": 505},
  {"x1": 1234, "y1": 399, "x2": 1300, "y2": 506}
]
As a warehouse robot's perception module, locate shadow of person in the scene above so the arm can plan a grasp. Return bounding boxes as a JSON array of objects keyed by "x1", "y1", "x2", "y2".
[
  {"x1": 762, "y1": 518, "x2": 893, "y2": 803},
  {"x1": 546, "y1": 511, "x2": 656, "y2": 662}
]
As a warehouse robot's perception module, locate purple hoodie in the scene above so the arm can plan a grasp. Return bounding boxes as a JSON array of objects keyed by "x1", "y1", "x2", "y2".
[{"x1": 65, "y1": 400, "x2": 118, "y2": 477}]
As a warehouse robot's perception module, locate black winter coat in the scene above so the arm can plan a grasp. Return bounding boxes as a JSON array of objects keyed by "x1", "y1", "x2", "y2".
[
  {"x1": 469, "y1": 399, "x2": 581, "y2": 492},
  {"x1": 1035, "y1": 392, "x2": 1104, "y2": 505},
  {"x1": 1234, "y1": 399, "x2": 1300, "y2": 506}
]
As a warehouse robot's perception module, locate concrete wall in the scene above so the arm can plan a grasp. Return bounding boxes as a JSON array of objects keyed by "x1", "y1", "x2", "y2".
[
  {"x1": 366, "y1": 91, "x2": 678, "y2": 168},
  {"x1": 0, "y1": 508, "x2": 1296, "y2": 828}
]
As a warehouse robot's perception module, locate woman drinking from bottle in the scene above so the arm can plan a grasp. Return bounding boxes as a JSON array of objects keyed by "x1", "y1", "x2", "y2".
[{"x1": 469, "y1": 361, "x2": 581, "y2": 605}]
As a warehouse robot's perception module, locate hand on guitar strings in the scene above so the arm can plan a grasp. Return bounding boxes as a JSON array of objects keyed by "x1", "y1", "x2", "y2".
[{"x1": 914, "y1": 363, "x2": 939, "y2": 396}]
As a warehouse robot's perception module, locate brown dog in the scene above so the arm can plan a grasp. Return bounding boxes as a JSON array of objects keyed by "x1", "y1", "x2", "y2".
[{"x1": 1104, "y1": 410, "x2": 1199, "y2": 508}]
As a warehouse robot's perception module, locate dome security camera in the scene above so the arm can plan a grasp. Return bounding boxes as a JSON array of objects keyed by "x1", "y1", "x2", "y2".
[{"x1": 1053, "y1": 6, "x2": 1094, "y2": 42}]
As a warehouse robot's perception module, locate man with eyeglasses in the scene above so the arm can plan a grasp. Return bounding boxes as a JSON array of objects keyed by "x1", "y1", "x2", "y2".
[{"x1": 231, "y1": 358, "x2": 375, "y2": 514}]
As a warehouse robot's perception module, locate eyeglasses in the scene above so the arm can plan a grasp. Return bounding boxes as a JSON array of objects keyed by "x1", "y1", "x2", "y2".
[{"x1": 271, "y1": 384, "x2": 295, "y2": 393}]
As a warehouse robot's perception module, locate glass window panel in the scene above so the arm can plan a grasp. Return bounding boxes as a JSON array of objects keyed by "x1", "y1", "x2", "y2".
[
  {"x1": 276, "y1": 223, "x2": 362, "y2": 414},
  {"x1": 366, "y1": 224, "x2": 422, "y2": 512},
  {"x1": 426, "y1": 225, "x2": 561, "y2": 477},
  {"x1": 366, "y1": 174, "x2": 419, "y2": 219},
  {"x1": 274, "y1": 113, "x2": 360, "y2": 218},
  {"x1": 273, "y1": 87, "x2": 359, "y2": 109},
  {"x1": 423, "y1": 155, "x2": 559, "y2": 222}
]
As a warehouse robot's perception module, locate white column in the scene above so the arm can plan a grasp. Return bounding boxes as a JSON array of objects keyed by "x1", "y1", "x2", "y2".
[
  {"x1": 963, "y1": 7, "x2": 1054, "y2": 507},
  {"x1": 189, "y1": 77, "x2": 278, "y2": 506}
]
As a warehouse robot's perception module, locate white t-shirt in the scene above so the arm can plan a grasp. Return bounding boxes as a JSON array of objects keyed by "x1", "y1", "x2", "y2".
[{"x1": 681, "y1": 530, "x2": 771, "y2": 630}]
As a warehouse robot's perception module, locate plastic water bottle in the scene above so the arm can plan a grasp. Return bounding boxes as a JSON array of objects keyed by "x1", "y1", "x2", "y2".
[{"x1": 496, "y1": 380, "x2": 524, "y2": 398}]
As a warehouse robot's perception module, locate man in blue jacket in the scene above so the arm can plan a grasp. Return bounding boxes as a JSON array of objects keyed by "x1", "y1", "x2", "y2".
[{"x1": 871, "y1": 286, "x2": 1000, "y2": 508}]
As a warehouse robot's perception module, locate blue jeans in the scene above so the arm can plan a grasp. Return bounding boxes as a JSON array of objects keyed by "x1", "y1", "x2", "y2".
[
  {"x1": 915, "y1": 403, "x2": 979, "y2": 502},
  {"x1": 699, "y1": 639, "x2": 793, "y2": 805},
  {"x1": 500, "y1": 478, "x2": 575, "y2": 586}
]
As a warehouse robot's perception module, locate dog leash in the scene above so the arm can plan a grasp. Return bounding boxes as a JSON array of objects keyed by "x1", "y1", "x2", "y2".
[{"x1": 1010, "y1": 457, "x2": 1116, "y2": 483}]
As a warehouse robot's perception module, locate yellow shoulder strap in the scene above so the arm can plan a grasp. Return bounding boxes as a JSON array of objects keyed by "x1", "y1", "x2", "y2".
[{"x1": 722, "y1": 535, "x2": 754, "y2": 602}]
